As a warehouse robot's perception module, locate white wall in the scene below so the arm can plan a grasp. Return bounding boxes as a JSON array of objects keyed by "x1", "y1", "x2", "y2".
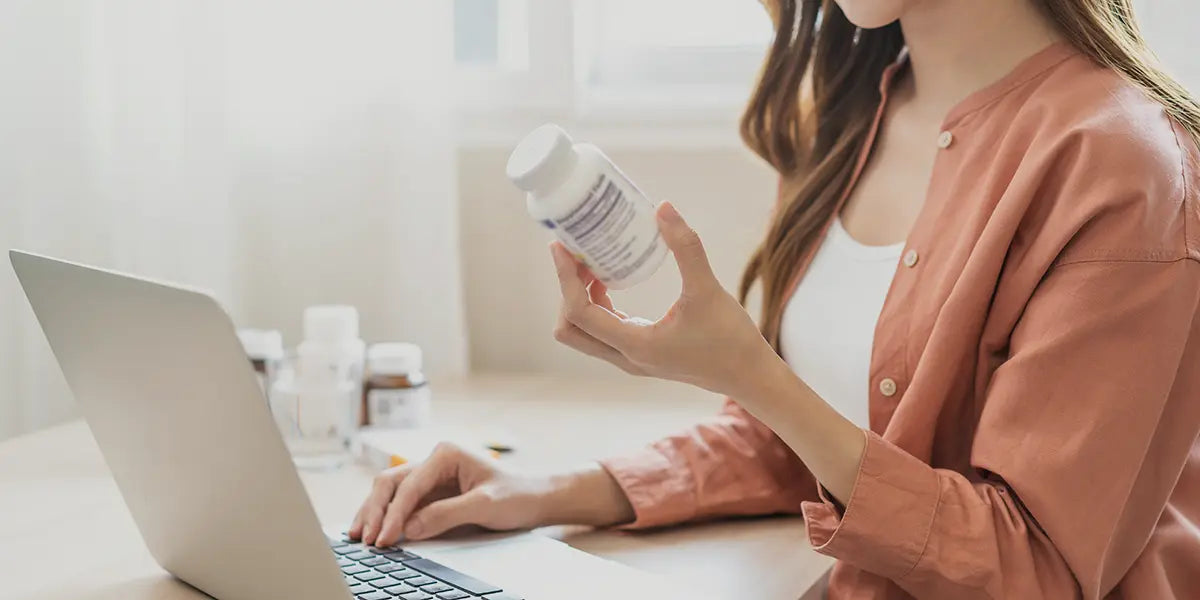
[
  {"x1": 0, "y1": 1, "x2": 239, "y2": 440},
  {"x1": 0, "y1": 1, "x2": 466, "y2": 442},
  {"x1": 1140, "y1": 0, "x2": 1200, "y2": 93},
  {"x1": 220, "y1": 2, "x2": 468, "y2": 372},
  {"x1": 458, "y1": 145, "x2": 777, "y2": 376}
]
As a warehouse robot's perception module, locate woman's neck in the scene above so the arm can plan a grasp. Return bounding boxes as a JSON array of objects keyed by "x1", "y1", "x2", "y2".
[{"x1": 898, "y1": 1, "x2": 1064, "y2": 121}]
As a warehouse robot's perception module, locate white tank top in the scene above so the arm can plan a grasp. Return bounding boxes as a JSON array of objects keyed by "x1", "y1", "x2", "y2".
[{"x1": 778, "y1": 217, "x2": 903, "y2": 428}]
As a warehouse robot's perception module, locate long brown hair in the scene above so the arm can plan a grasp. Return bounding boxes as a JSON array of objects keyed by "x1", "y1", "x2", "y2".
[{"x1": 738, "y1": 0, "x2": 1200, "y2": 349}]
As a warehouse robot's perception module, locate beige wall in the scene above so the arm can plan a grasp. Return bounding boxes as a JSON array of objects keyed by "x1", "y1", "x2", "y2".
[{"x1": 458, "y1": 145, "x2": 777, "y2": 376}]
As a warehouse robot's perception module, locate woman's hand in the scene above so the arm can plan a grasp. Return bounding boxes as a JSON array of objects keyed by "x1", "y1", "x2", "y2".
[
  {"x1": 348, "y1": 442, "x2": 633, "y2": 547},
  {"x1": 551, "y1": 202, "x2": 785, "y2": 400},
  {"x1": 553, "y1": 202, "x2": 866, "y2": 504}
]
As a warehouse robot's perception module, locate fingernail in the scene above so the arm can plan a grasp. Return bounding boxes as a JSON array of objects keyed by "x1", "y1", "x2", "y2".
[
  {"x1": 657, "y1": 202, "x2": 681, "y2": 224},
  {"x1": 405, "y1": 520, "x2": 424, "y2": 539},
  {"x1": 362, "y1": 526, "x2": 373, "y2": 542}
]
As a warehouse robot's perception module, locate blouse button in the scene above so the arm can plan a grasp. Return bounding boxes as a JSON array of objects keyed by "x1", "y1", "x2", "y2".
[
  {"x1": 937, "y1": 130, "x2": 954, "y2": 149},
  {"x1": 902, "y1": 248, "x2": 919, "y2": 268},
  {"x1": 879, "y1": 378, "x2": 898, "y2": 397}
]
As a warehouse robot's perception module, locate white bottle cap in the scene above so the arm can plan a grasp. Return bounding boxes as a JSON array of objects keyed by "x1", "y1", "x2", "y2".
[
  {"x1": 303, "y1": 305, "x2": 360, "y2": 343},
  {"x1": 506, "y1": 123, "x2": 578, "y2": 193},
  {"x1": 237, "y1": 329, "x2": 284, "y2": 360},
  {"x1": 367, "y1": 343, "x2": 422, "y2": 376}
]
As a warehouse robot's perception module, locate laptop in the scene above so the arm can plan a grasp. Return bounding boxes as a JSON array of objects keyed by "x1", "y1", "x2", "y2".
[{"x1": 10, "y1": 250, "x2": 699, "y2": 600}]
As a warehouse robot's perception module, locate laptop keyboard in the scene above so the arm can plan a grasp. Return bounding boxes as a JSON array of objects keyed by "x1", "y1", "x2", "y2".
[{"x1": 330, "y1": 534, "x2": 522, "y2": 600}]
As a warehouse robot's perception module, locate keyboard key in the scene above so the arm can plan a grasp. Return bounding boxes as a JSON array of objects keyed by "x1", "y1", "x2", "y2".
[
  {"x1": 362, "y1": 556, "x2": 390, "y2": 567},
  {"x1": 375, "y1": 563, "x2": 407, "y2": 574},
  {"x1": 437, "y1": 592, "x2": 469, "y2": 600},
  {"x1": 347, "y1": 551, "x2": 375, "y2": 561},
  {"x1": 384, "y1": 583, "x2": 420, "y2": 594},
  {"x1": 357, "y1": 591, "x2": 391, "y2": 600},
  {"x1": 406, "y1": 576, "x2": 436, "y2": 587},
  {"x1": 385, "y1": 549, "x2": 421, "y2": 561},
  {"x1": 422, "y1": 583, "x2": 452, "y2": 594},
  {"x1": 406, "y1": 558, "x2": 503, "y2": 595},
  {"x1": 369, "y1": 577, "x2": 402, "y2": 589},
  {"x1": 398, "y1": 592, "x2": 433, "y2": 600},
  {"x1": 343, "y1": 565, "x2": 369, "y2": 575},
  {"x1": 337, "y1": 557, "x2": 354, "y2": 568},
  {"x1": 354, "y1": 571, "x2": 386, "y2": 582},
  {"x1": 333, "y1": 545, "x2": 359, "y2": 555},
  {"x1": 348, "y1": 583, "x2": 373, "y2": 595},
  {"x1": 390, "y1": 569, "x2": 422, "y2": 580}
]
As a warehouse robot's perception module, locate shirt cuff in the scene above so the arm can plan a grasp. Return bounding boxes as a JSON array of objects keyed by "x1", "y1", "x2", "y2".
[
  {"x1": 599, "y1": 441, "x2": 696, "y2": 529},
  {"x1": 802, "y1": 430, "x2": 942, "y2": 581}
]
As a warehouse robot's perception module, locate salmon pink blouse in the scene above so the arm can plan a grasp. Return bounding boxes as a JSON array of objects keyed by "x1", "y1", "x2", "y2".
[{"x1": 601, "y1": 43, "x2": 1200, "y2": 599}]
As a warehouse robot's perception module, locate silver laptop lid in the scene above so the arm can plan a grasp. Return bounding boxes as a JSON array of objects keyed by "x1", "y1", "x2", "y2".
[{"x1": 10, "y1": 250, "x2": 351, "y2": 600}]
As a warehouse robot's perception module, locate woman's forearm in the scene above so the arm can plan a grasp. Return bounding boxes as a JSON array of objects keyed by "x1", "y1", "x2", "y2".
[
  {"x1": 541, "y1": 462, "x2": 635, "y2": 528},
  {"x1": 732, "y1": 350, "x2": 867, "y2": 505}
]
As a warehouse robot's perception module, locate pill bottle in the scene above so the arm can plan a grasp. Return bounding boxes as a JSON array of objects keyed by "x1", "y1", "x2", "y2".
[
  {"x1": 236, "y1": 329, "x2": 283, "y2": 397},
  {"x1": 298, "y1": 305, "x2": 366, "y2": 429},
  {"x1": 506, "y1": 123, "x2": 668, "y2": 290},
  {"x1": 363, "y1": 343, "x2": 431, "y2": 429},
  {"x1": 270, "y1": 347, "x2": 356, "y2": 470}
]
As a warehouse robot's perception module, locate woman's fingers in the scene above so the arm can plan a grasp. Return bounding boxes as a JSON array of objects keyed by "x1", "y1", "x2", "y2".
[
  {"x1": 550, "y1": 243, "x2": 639, "y2": 350},
  {"x1": 356, "y1": 465, "x2": 411, "y2": 545},
  {"x1": 557, "y1": 259, "x2": 629, "y2": 369},
  {"x1": 553, "y1": 319, "x2": 643, "y2": 375},
  {"x1": 374, "y1": 444, "x2": 460, "y2": 546},
  {"x1": 578, "y1": 260, "x2": 628, "y2": 318},
  {"x1": 404, "y1": 490, "x2": 488, "y2": 540},
  {"x1": 586, "y1": 279, "x2": 616, "y2": 313},
  {"x1": 349, "y1": 507, "x2": 366, "y2": 540},
  {"x1": 655, "y1": 202, "x2": 717, "y2": 297}
]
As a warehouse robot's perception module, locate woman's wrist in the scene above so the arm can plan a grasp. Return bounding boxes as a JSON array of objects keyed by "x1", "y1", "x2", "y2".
[
  {"x1": 726, "y1": 342, "x2": 797, "y2": 408},
  {"x1": 732, "y1": 352, "x2": 867, "y2": 504},
  {"x1": 539, "y1": 462, "x2": 635, "y2": 528}
]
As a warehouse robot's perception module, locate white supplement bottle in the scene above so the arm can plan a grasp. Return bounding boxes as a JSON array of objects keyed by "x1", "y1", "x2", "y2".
[
  {"x1": 298, "y1": 305, "x2": 366, "y2": 429},
  {"x1": 506, "y1": 124, "x2": 668, "y2": 290}
]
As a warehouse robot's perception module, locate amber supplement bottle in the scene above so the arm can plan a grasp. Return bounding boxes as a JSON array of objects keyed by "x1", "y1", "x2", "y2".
[{"x1": 362, "y1": 343, "x2": 430, "y2": 428}]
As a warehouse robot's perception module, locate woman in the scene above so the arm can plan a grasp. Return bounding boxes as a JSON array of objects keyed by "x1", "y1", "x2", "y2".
[{"x1": 352, "y1": 0, "x2": 1200, "y2": 597}]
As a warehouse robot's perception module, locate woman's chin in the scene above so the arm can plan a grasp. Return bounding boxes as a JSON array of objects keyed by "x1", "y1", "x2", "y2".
[{"x1": 834, "y1": 0, "x2": 906, "y2": 30}]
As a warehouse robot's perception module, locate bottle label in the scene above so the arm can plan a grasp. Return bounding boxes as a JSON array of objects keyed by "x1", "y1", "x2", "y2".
[
  {"x1": 367, "y1": 386, "x2": 432, "y2": 429},
  {"x1": 553, "y1": 172, "x2": 662, "y2": 284}
]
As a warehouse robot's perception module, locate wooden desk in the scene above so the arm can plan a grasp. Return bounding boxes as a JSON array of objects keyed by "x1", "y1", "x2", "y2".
[{"x1": 0, "y1": 374, "x2": 832, "y2": 600}]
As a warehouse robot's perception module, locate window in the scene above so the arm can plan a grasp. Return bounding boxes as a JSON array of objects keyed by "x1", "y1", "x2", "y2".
[
  {"x1": 452, "y1": 0, "x2": 773, "y2": 135},
  {"x1": 576, "y1": 0, "x2": 771, "y2": 102},
  {"x1": 453, "y1": 0, "x2": 529, "y2": 71}
]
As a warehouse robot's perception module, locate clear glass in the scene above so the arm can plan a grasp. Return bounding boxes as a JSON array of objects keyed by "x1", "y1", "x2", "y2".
[{"x1": 268, "y1": 356, "x2": 355, "y2": 471}]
